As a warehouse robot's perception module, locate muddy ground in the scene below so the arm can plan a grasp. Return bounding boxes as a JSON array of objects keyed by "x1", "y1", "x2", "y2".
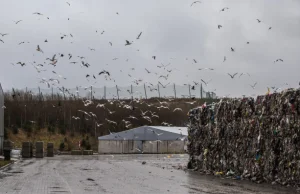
[{"x1": 0, "y1": 154, "x2": 298, "y2": 194}]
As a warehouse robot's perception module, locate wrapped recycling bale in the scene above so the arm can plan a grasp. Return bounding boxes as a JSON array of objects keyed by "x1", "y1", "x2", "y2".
[
  {"x1": 187, "y1": 88, "x2": 300, "y2": 186},
  {"x1": 35, "y1": 141, "x2": 44, "y2": 158},
  {"x1": 22, "y1": 142, "x2": 32, "y2": 158},
  {"x1": 47, "y1": 143, "x2": 54, "y2": 157}
]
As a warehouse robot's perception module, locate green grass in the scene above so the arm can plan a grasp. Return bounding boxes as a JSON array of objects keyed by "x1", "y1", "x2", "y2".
[{"x1": 0, "y1": 160, "x2": 12, "y2": 168}]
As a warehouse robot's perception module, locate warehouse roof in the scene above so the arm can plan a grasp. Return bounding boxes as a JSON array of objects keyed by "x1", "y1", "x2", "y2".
[{"x1": 98, "y1": 126, "x2": 188, "y2": 141}]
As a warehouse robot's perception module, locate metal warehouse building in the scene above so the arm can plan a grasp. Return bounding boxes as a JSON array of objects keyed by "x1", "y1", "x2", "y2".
[{"x1": 98, "y1": 126, "x2": 187, "y2": 154}]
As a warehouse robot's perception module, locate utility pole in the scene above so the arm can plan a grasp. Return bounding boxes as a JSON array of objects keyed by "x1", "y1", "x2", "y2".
[
  {"x1": 144, "y1": 83, "x2": 147, "y2": 99},
  {"x1": 51, "y1": 87, "x2": 54, "y2": 100},
  {"x1": 104, "y1": 86, "x2": 106, "y2": 100},
  {"x1": 173, "y1": 83, "x2": 176, "y2": 99},
  {"x1": 188, "y1": 84, "x2": 191, "y2": 98},
  {"x1": 157, "y1": 83, "x2": 161, "y2": 98}
]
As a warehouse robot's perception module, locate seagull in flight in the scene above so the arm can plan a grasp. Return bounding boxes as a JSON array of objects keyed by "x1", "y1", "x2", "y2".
[
  {"x1": 158, "y1": 81, "x2": 170, "y2": 88},
  {"x1": 218, "y1": 25, "x2": 222, "y2": 29},
  {"x1": 14, "y1": 20, "x2": 22, "y2": 24},
  {"x1": 0, "y1": 39, "x2": 4, "y2": 43},
  {"x1": 231, "y1": 47, "x2": 235, "y2": 52},
  {"x1": 33, "y1": 12, "x2": 43, "y2": 15},
  {"x1": 136, "y1": 32, "x2": 142, "y2": 39},
  {"x1": 257, "y1": 19, "x2": 261, "y2": 23},
  {"x1": 250, "y1": 82, "x2": 257, "y2": 89},
  {"x1": 223, "y1": 56, "x2": 226, "y2": 62},
  {"x1": 201, "y1": 79, "x2": 211, "y2": 86},
  {"x1": 173, "y1": 108, "x2": 183, "y2": 112},
  {"x1": 36, "y1": 45, "x2": 43, "y2": 53},
  {"x1": 0, "y1": 33, "x2": 8, "y2": 37},
  {"x1": 125, "y1": 40, "x2": 132, "y2": 46},
  {"x1": 220, "y1": 7, "x2": 229, "y2": 12},
  {"x1": 145, "y1": 68, "x2": 151, "y2": 73},
  {"x1": 190, "y1": 1, "x2": 201, "y2": 6},
  {"x1": 228, "y1": 73, "x2": 238, "y2": 79},
  {"x1": 274, "y1": 59, "x2": 283, "y2": 63}
]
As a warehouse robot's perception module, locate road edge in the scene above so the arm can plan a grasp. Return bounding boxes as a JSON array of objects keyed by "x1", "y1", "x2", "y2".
[{"x1": 0, "y1": 161, "x2": 14, "y2": 171}]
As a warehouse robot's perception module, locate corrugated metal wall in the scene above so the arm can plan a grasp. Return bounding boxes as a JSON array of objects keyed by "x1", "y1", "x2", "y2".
[{"x1": 0, "y1": 83, "x2": 4, "y2": 154}]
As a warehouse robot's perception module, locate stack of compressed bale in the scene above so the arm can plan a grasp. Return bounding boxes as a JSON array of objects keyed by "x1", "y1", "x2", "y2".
[
  {"x1": 22, "y1": 142, "x2": 32, "y2": 158},
  {"x1": 47, "y1": 143, "x2": 54, "y2": 157},
  {"x1": 187, "y1": 88, "x2": 300, "y2": 186},
  {"x1": 3, "y1": 140, "x2": 13, "y2": 160},
  {"x1": 35, "y1": 141, "x2": 44, "y2": 158}
]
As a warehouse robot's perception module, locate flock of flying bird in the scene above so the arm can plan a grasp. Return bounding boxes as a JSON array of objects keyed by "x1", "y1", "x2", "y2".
[{"x1": 1, "y1": 1, "x2": 289, "y2": 138}]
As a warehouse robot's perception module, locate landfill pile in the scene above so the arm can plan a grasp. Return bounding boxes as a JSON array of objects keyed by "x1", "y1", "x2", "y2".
[{"x1": 187, "y1": 88, "x2": 300, "y2": 186}]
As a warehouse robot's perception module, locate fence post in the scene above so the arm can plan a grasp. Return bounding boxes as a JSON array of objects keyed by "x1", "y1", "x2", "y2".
[
  {"x1": 25, "y1": 87, "x2": 27, "y2": 101},
  {"x1": 157, "y1": 83, "x2": 161, "y2": 98},
  {"x1": 188, "y1": 84, "x2": 191, "y2": 98},
  {"x1": 200, "y1": 83, "x2": 203, "y2": 99},
  {"x1": 38, "y1": 87, "x2": 41, "y2": 101},
  {"x1": 90, "y1": 86, "x2": 93, "y2": 100},
  {"x1": 173, "y1": 83, "x2": 177, "y2": 99},
  {"x1": 76, "y1": 86, "x2": 79, "y2": 99},
  {"x1": 116, "y1": 85, "x2": 119, "y2": 100},
  {"x1": 144, "y1": 83, "x2": 147, "y2": 99}
]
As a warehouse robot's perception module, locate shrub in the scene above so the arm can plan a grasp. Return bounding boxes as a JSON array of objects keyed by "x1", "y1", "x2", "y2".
[
  {"x1": 48, "y1": 125, "x2": 55, "y2": 133},
  {"x1": 12, "y1": 125, "x2": 18, "y2": 134},
  {"x1": 81, "y1": 139, "x2": 86, "y2": 148},
  {"x1": 59, "y1": 142, "x2": 65, "y2": 151},
  {"x1": 85, "y1": 142, "x2": 91, "y2": 150}
]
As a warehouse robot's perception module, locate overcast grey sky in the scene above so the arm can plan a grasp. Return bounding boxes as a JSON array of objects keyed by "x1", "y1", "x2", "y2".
[{"x1": 0, "y1": 0, "x2": 299, "y2": 97}]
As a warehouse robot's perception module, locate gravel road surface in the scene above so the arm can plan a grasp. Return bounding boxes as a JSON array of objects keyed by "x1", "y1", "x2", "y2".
[{"x1": 0, "y1": 154, "x2": 297, "y2": 194}]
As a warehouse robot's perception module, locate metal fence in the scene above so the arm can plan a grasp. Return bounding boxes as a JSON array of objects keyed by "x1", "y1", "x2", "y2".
[
  {"x1": 0, "y1": 83, "x2": 4, "y2": 154},
  {"x1": 22, "y1": 83, "x2": 217, "y2": 100}
]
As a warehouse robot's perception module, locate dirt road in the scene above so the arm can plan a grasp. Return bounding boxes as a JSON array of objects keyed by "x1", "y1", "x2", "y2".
[{"x1": 0, "y1": 154, "x2": 297, "y2": 194}]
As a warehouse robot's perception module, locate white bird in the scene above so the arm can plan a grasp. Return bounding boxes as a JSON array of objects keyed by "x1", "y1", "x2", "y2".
[
  {"x1": 105, "y1": 118, "x2": 117, "y2": 125},
  {"x1": 142, "y1": 116, "x2": 152, "y2": 123},
  {"x1": 173, "y1": 108, "x2": 183, "y2": 112},
  {"x1": 128, "y1": 115, "x2": 138, "y2": 120},
  {"x1": 72, "y1": 116, "x2": 80, "y2": 120},
  {"x1": 185, "y1": 101, "x2": 197, "y2": 105},
  {"x1": 107, "y1": 108, "x2": 115, "y2": 115},
  {"x1": 157, "y1": 106, "x2": 169, "y2": 110},
  {"x1": 96, "y1": 103, "x2": 105, "y2": 108},
  {"x1": 140, "y1": 110, "x2": 149, "y2": 116},
  {"x1": 96, "y1": 122, "x2": 103, "y2": 127},
  {"x1": 1, "y1": 105, "x2": 6, "y2": 109}
]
